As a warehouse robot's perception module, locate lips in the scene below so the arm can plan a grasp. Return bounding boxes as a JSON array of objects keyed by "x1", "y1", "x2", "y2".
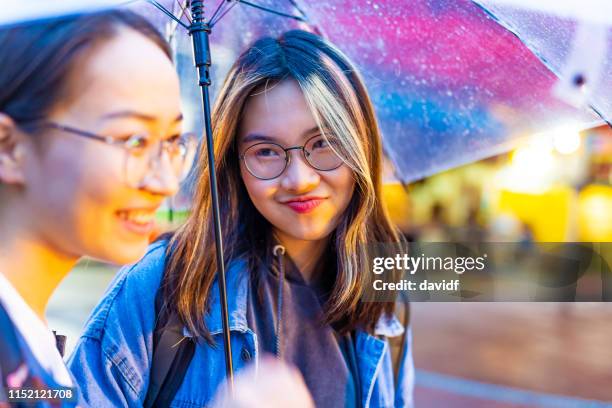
[
  {"x1": 282, "y1": 197, "x2": 326, "y2": 214},
  {"x1": 116, "y1": 207, "x2": 159, "y2": 235}
]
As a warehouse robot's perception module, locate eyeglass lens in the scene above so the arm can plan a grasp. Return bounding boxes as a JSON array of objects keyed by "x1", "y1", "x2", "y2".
[
  {"x1": 243, "y1": 135, "x2": 343, "y2": 179},
  {"x1": 124, "y1": 134, "x2": 197, "y2": 188}
]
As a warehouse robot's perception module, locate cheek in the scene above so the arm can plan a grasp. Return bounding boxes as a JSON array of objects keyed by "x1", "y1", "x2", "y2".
[
  {"x1": 240, "y1": 165, "x2": 277, "y2": 210},
  {"x1": 33, "y1": 142, "x2": 124, "y2": 209},
  {"x1": 26, "y1": 141, "x2": 136, "y2": 256},
  {"x1": 327, "y1": 166, "x2": 355, "y2": 210}
]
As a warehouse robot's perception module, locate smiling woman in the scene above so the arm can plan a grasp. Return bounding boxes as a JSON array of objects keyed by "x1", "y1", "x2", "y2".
[
  {"x1": 0, "y1": 9, "x2": 186, "y2": 407},
  {"x1": 238, "y1": 80, "x2": 354, "y2": 244},
  {"x1": 0, "y1": 12, "x2": 185, "y2": 265}
]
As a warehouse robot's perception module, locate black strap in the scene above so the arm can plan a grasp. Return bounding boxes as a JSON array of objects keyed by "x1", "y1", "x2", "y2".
[
  {"x1": 53, "y1": 331, "x2": 67, "y2": 357},
  {"x1": 144, "y1": 288, "x2": 195, "y2": 408}
]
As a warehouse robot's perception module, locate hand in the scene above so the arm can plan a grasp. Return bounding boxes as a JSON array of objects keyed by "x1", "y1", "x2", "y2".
[{"x1": 213, "y1": 356, "x2": 314, "y2": 408}]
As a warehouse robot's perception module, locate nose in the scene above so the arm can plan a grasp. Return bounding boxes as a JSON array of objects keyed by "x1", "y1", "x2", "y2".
[
  {"x1": 138, "y1": 146, "x2": 180, "y2": 197},
  {"x1": 280, "y1": 149, "x2": 320, "y2": 193}
]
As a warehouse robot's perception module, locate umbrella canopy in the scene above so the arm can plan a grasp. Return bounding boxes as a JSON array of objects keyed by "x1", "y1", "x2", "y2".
[
  {"x1": 474, "y1": 0, "x2": 612, "y2": 126},
  {"x1": 2, "y1": 0, "x2": 604, "y2": 182},
  {"x1": 0, "y1": 0, "x2": 127, "y2": 26},
  {"x1": 127, "y1": 0, "x2": 602, "y2": 183},
  {"x1": 300, "y1": 0, "x2": 603, "y2": 181}
]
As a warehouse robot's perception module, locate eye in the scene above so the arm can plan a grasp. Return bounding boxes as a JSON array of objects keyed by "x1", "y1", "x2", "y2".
[
  {"x1": 123, "y1": 134, "x2": 149, "y2": 153},
  {"x1": 164, "y1": 133, "x2": 181, "y2": 144},
  {"x1": 313, "y1": 139, "x2": 327, "y2": 149},
  {"x1": 253, "y1": 146, "x2": 281, "y2": 158},
  {"x1": 163, "y1": 134, "x2": 183, "y2": 151},
  {"x1": 311, "y1": 135, "x2": 335, "y2": 150}
]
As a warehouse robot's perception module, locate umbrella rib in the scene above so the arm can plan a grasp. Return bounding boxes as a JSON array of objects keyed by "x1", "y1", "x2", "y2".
[
  {"x1": 209, "y1": 0, "x2": 230, "y2": 25},
  {"x1": 286, "y1": 0, "x2": 308, "y2": 21},
  {"x1": 175, "y1": 0, "x2": 192, "y2": 24},
  {"x1": 165, "y1": 0, "x2": 191, "y2": 40},
  {"x1": 147, "y1": 0, "x2": 189, "y2": 29},
  {"x1": 210, "y1": 0, "x2": 239, "y2": 27}
]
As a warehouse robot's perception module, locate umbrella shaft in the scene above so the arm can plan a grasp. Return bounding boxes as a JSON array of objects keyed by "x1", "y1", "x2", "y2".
[
  {"x1": 201, "y1": 83, "x2": 235, "y2": 390},
  {"x1": 190, "y1": 5, "x2": 235, "y2": 390},
  {"x1": 203, "y1": 84, "x2": 234, "y2": 389},
  {"x1": 189, "y1": 4, "x2": 211, "y2": 86}
]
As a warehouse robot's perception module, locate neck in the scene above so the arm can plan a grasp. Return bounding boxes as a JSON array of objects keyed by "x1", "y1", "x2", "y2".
[
  {"x1": 0, "y1": 212, "x2": 78, "y2": 322},
  {"x1": 274, "y1": 230, "x2": 330, "y2": 284}
]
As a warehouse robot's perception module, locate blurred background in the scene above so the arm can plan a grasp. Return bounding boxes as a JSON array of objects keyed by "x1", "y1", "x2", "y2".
[
  {"x1": 380, "y1": 124, "x2": 612, "y2": 407},
  {"x1": 37, "y1": 0, "x2": 612, "y2": 406}
]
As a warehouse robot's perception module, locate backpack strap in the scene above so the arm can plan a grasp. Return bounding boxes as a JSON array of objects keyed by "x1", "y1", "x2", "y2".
[
  {"x1": 52, "y1": 331, "x2": 67, "y2": 357},
  {"x1": 389, "y1": 294, "x2": 410, "y2": 387},
  {"x1": 144, "y1": 287, "x2": 195, "y2": 408}
]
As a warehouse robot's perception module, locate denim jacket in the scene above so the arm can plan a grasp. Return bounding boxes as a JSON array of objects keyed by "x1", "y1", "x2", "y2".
[{"x1": 68, "y1": 240, "x2": 415, "y2": 407}]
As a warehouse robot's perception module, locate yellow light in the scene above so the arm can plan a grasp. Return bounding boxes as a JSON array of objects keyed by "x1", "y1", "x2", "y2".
[
  {"x1": 501, "y1": 135, "x2": 555, "y2": 193},
  {"x1": 578, "y1": 184, "x2": 612, "y2": 241},
  {"x1": 553, "y1": 130, "x2": 581, "y2": 155}
]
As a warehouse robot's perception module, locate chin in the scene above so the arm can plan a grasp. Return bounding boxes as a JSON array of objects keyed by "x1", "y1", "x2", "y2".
[
  {"x1": 278, "y1": 224, "x2": 333, "y2": 242},
  {"x1": 91, "y1": 242, "x2": 149, "y2": 265}
]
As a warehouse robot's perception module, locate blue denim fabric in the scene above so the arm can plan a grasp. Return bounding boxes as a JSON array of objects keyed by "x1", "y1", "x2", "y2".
[
  {"x1": 67, "y1": 240, "x2": 414, "y2": 407},
  {"x1": 0, "y1": 303, "x2": 78, "y2": 408}
]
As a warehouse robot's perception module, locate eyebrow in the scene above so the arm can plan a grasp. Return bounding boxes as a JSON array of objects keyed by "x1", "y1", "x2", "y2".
[
  {"x1": 241, "y1": 133, "x2": 277, "y2": 144},
  {"x1": 101, "y1": 111, "x2": 183, "y2": 123},
  {"x1": 241, "y1": 126, "x2": 322, "y2": 144}
]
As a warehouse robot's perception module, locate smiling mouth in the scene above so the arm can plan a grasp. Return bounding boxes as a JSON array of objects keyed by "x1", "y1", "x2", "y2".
[
  {"x1": 283, "y1": 198, "x2": 326, "y2": 214},
  {"x1": 116, "y1": 209, "x2": 158, "y2": 235}
]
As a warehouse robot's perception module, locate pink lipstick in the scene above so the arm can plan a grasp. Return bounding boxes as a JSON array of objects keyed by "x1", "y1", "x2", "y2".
[{"x1": 283, "y1": 197, "x2": 326, "y2": 214}]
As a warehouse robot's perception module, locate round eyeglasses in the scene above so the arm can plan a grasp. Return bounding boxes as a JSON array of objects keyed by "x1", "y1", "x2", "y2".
[
  {"x1": 240, "y1": 134, "x2": 344, "y2": 180},
  {"x1": 28, "y1": 122, "x2": 198, "y2": 188}
]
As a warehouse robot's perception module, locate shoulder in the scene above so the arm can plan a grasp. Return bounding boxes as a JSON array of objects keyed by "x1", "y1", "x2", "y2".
[
  {"x1": 68, "y1": 241, "x2": 172, "y2": 404},
  {"x1": 79, "y1": 239, "x2": 169, "y2": 340}
]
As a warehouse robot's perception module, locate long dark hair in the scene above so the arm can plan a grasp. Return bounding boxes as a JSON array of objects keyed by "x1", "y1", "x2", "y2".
[{"x1": 0, "y1": 9, "x2": 171, "y2": 126}]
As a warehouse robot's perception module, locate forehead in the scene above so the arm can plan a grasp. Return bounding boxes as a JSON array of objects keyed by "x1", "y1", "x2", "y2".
[
  {"x1": 239, "y1": 80, "x2": 320, "y2": 145},
  {"x1": 55, "y1": 28, "x2": 181, "y2": 125}
]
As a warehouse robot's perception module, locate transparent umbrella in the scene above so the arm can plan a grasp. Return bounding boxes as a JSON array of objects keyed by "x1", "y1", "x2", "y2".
[{"x1": 3, "y1": 2, "x2": 604, "y2": 181}]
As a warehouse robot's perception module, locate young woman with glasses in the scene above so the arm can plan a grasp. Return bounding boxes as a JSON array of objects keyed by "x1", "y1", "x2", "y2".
[
  {"x1": 0, "y1": 9, "x2": 196, "y2": 406},
  {"x1": 70, "y1": 30, "x2": 414, "y2": 407}
]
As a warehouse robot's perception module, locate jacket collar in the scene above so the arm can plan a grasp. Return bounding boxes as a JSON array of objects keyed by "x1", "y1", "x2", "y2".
[{"x1": 374, "y1": 312, "x2": 405, "y2": 337}]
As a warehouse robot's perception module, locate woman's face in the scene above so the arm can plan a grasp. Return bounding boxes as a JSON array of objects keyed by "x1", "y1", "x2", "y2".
[
  {"x1": 238, "y1": 80, "x2": 355, "y2": 243},
  {"x1": 15, "y1": 29, "x2": 183, "y2": 264}
]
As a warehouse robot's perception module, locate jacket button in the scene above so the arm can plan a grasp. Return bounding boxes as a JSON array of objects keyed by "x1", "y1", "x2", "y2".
[{"x1": 240, "y1": 348, "x2": 252, "y2": 362}]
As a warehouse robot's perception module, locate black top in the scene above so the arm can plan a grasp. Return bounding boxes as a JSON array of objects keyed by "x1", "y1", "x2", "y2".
[{"x1": 246, "y1": 250, "x2": 361, "y2": 408}]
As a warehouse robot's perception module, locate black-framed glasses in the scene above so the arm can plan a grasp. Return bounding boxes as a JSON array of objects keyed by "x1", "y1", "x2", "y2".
[
  {"x1": 29, "y1": 121, "x2": 198, "y2": 188},
  {"x1": 239, "y1": 134, "x2": 344, "y2": 180}
]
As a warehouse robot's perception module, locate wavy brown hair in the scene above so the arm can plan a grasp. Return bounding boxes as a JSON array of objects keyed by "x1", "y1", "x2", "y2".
[{"x1": 164, "y1": 29, "x2": 402, "y2": 341}]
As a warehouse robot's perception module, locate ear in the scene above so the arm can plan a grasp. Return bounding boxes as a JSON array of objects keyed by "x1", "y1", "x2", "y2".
[{"x1": 0, "y1": 113, "x2": 27, "y2": 185}]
